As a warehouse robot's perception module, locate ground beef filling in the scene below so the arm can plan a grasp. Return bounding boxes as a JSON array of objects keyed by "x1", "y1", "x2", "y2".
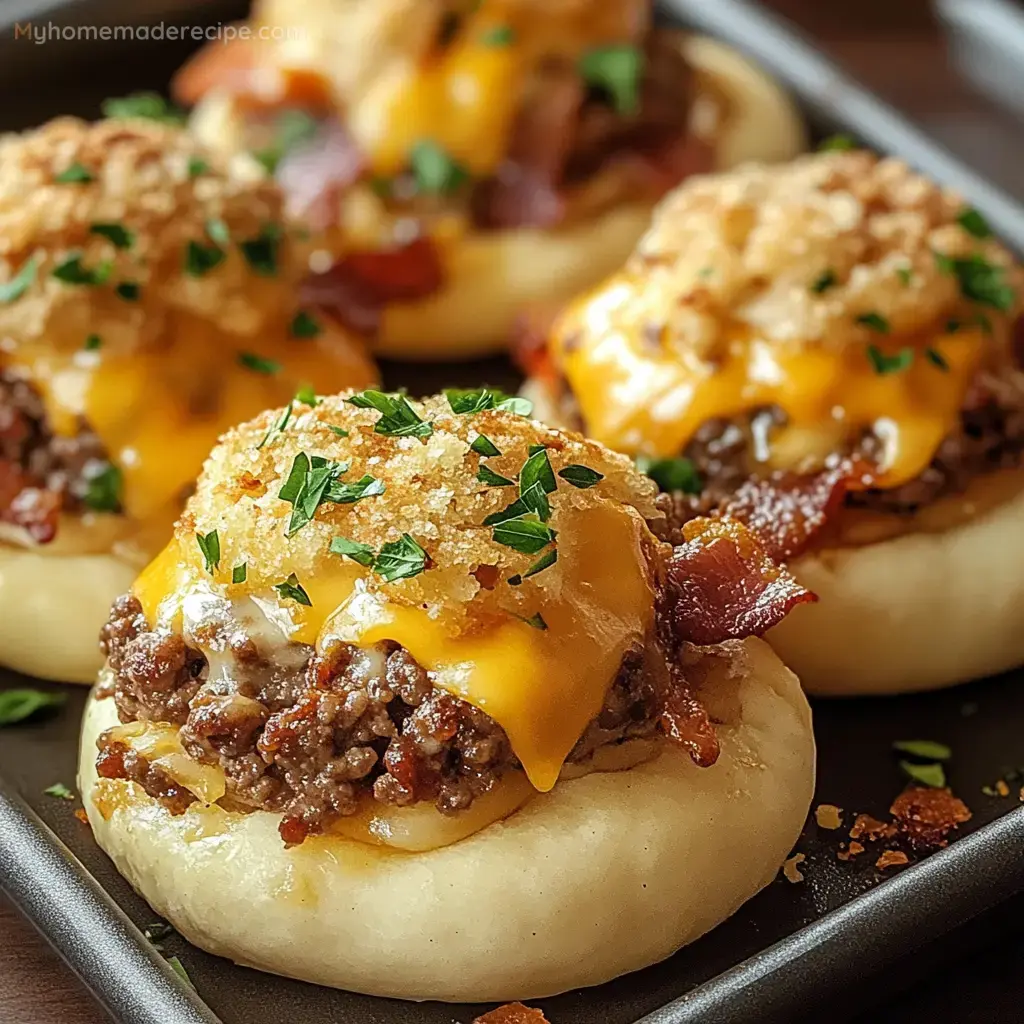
[
  {"x1": 0, "y1": 370, "x2": 115, "y2": 541},
  {"x1": 96, "y1": 596, "x2": 673, "y2": 844},
  {"x1": 657, "y1": 375, "x2": 1024, "y2": 529}
]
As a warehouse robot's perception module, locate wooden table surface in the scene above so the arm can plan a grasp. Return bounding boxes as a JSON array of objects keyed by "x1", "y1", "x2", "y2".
[{"x1": 4, "y1": 2, "x2": 1024, "y2": 1022}]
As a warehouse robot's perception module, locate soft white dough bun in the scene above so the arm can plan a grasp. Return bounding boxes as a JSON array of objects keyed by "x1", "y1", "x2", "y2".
[
  {"x1": 769, "y1": 479, "x2": 1024, "y2": 695},
  {"x1": 79, "y1": 637, "x2": 814, "y2": 1002},
  {"x1": 0, "y1": 547, "x2": 135, "y2": 684}
]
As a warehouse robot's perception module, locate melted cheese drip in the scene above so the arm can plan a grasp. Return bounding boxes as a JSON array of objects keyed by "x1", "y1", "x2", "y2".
[
  {"x1": 553, "y1": 276, "x2": 986, "y2": 487},
  {"x1": 5, "y1": 313, "x2": 375, "y2": 529},
  {"x1": 134, "y1": 504, "x2": 654, "y2": 793},
  {"x1": 357, "y1": 28, "x2": 522, "y2": 178}
]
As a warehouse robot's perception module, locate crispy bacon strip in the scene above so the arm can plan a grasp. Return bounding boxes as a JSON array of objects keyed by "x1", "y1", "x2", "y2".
[
  {"x1": 720, "y1": 460, "x2": 872, "y2": 563},
  {"x1": 302, "y1": 237, "x2": 446, "y2": 338},
  {"x1": 473, "y1": 1004, "x2": 550, "y2": 1024},
  {"x1": 665, "y1": 517, "x2": 816, "y2": 646}
]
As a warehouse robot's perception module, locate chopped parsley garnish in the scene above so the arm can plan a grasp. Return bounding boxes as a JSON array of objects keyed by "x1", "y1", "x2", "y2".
[
  {"x1": 0, "y1": 688, "x2": 65, "y2": 727},
  {"x1": 294, "y1": 385, "x2": 319, "y2": 407},
  {"x1": 205, "y1": 218, "x2": 230, "y2": 246},
  {"x1": 519, "y1": 446, "x2": 557, "y2": 498},
  {"x1": 184, "y1": 239, "x2": 225, "y2": 277},
  {"x1": 855, "y1": 311, "x2": 890, "y2": 334},
  {"x1": 327, "y1": 425, "x2": 349, "y2": 437},
  {"x1": 957, "y1": 207, "x2": 992, "y2": 240},
  {"x1": 52, "y1": 253, "x2": 113, "y2": 286},
  {"x1": 330, "y1": 532, "x2": 431, "y2": 581},
  {"x1": 101, "y1": 91, "x2": 186, "y2": 124},
  {"x1": 329, "y1": 535, "x2": 376, "y2": 567},
  {"x1": 237, "y1": 351, "x2": 281, "y2": 375},
  {"x1": 893, "y1": 739, "x2": 952, "y2": 760},
  {"x1": 818, "y1": 133, "x2": 856, "y2": 152},
  {"x1": 54, "y1": 162, "x2": 94, "y2": 184},
  {"x1": 231, "y1": 562, "x2": 248, "y2": 584},
  {"x1": 83, "y1": 333, "x2": 102, "y2": 351},
  {"x1": 899, "y1": 760, "x2": 946, "y2": 788},
  {"x1": 635, "y1": 455, "x2": 702, "y2": 495},
  {"x1": 273, "y1": 573, "x2": 312, "y2": 606},
  {"x1": 89, "y1": 222, "x2": 134, "y2": 249},
  {"x1": 520, "y1": 612, "x2": 548, "y2": 631},
  {"x1": 410, "y1": 140, "x2": 469, "y2": 195},
  {"x1": 196, "y1": 529, "x2": 221, "y2": 574},
  {"x1": 256, "y1": 402, "x2": 293, "y2": 450},
  {"x1": 251, "y1": 110, "x2": 319, "y2": 175},
  {"x1": 508, "y1": 548, "x2": 558, "y2": 586},
  {"x1": 115, "y1": 281, "x2": 140, "y2": 302},
  {"x1": 167, "y1": 956, "x2": 193, "y2": 988},
  {"x1": 478, "y1": 465, "x2": 514, "y2": 487},
  {"x1": 187, "y1": 156, "x2": 209, "y2": 178},
  {"x1": 558, "y1": 464, "x2": 603, "y2": 489},
  {"x1": 579, "y1": 44, "x2": 643, "y2": 116},
  {"x1": 471, "y1": 434, "x2": 502, "y2": 457},
  {"x1": 897, "y1": 266, "x2": 914, "y2": 286},
  {"x1": 374, "y1": 534, "x2": 430, "y2": 582},
  {"x1": 329, "y1": 474, "x2": 386, "y2": 504},
  {"x1": 290, "y1": 310, "x2": 322, "y2": 338},
  {"x1": 445, "y1": 387, "x2": 532, "y2": 416},
  {"x1": 925, "y1": 347, "x2": 949, "y2": 371},
  {"x1": 867, "y1": 344, "x2": 913, "y2": 375},
  {"x1": 279, "y1": 453, "x2": 345, "y2": 535},
  {"x1": 44, "y1": 782, "x2": 74, "y2": 800},
  {"x1": 240, "y1": 224, "x2": 282, "y2": 277},
  {"x1": 481, "y1": 24, "x2": 515, "y2": 46},
  {"x1": 0, "y1": 256, "x2": 38, "y2": 303},
  {"x1": 82, "y1": 463, "x2": 122, "y2": 512},
  {"x1": 491, "y1": 515, "x2": 557, "y2": 555},
  {"x1": 278, "y1": 453, "x2": 384, "y2": 534},
  {"x1": 346, "y1": 390, "x2": 433, "y2": 437},
  {"x1": 811, "y1": 269, "x2": 837, "y2": 294},
  {"x1": 934, "y1": 251, "x2": 1016, "y2": 310}
]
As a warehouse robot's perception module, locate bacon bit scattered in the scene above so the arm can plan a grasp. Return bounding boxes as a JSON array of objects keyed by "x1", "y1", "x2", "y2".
[
  {"x1": 837, "y1": 841, "x2": 865, "y2": 862},
  {"x1": 277, "y1": 121, "x2": 366, "y2": 228},
  {"x1": 876, "y1": 849, "x2": 910, "y2": 871},
  {"x1": 849, "y1": 813, "x2": 897, "y2": 842},
  {"x1": 278, "y1": 816, "x2": 310, "y2": 847},
  {"x1": 659, "y1": 680, "x2": 719, "y2": 768},
  {"x1": 665, "y1": 517, "x2": 816, "y2": 645},
  {"x1": 815, "y1": 803, "x2": 843, "y2": 830},
  {"x1": 718, "y1": 461, "x2": 871, "y2": 562},
  {"x1": 890, "y1": 786, "x2": 971, "y2": 851},
  {"x1": 302, "y1": 237, "x2": 445, "y2": 339},
  {"x1": 471, "y1": 564, "x2": 500, "y2": 591},
  {"x1": 782, "y1": 853, "x2": 806, "y2": 883},
  {"x1": 74, "y1": 807, "x2": 90, "y2": 827},
  {"x1": 473, "y1": 1003, "x2": 550, "y2": 1024}
]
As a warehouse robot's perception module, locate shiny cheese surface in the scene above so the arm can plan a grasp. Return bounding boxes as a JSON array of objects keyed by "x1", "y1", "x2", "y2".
[
  {"x1": 5, "y1": 314, "x2": 376, "y2": 526},
  {"x1": 553, "y1": 274, "x2": 987, "y2": 487},
  {"x1": 134, "y1": 503, "x2": 655, "y2": 792}
]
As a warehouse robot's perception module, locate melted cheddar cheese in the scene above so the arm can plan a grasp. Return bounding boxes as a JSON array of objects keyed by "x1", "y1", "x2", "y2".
[
  {"x1": 134, "y1": 503, "x2": 655, "y2": 793},
  {"x1": 553, "y1": 275, "x2": 987, "y2": 487},
  {"x1": 5, "y1": 314, "x2": 375, "y2": 532}
]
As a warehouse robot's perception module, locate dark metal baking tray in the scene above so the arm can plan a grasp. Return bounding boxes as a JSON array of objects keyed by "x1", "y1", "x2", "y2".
[
  {"x1": 937, "y1": 0, "x2": 1024, "y2": 123},
  {"x1": 4, "y1": 0, "x2": 1024, "y2": 1022}
]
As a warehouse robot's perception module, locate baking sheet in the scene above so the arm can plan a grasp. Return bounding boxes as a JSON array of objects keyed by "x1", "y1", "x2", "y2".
[{"x1": 3, "y1": 1, "x2": 1024, "y2": 1022}]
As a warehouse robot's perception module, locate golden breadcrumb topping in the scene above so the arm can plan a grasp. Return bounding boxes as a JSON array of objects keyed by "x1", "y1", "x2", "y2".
[
  {"x1": 178, "y1": 392, "x2": 660, "y2": 631},
  {"x1": 0, "y1": 116, "x2": 303, "y2": 348},
  {"x1": 627, "y1": 150, "x2": 1024, "y2": 361}
]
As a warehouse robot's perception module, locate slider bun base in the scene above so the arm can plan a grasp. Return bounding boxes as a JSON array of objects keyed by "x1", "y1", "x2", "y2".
[
  {"x1": 769, "y1": 478, "x2": 1024, "y2": 695},
  {"x1": 78, "y1": 637, "x2": 814, "y2": 1002},
  {"x1": 0, "y1": 546, "x2": 135, "y2": 683}
]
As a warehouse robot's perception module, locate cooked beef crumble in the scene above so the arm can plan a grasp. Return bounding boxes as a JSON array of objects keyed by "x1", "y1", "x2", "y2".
[
  {"x1": 97, "y1": 596, "x2": 673, "y2": 844},
  {"x1": 0, "y1": 370, "x2": 116, "y2": 540},
  {"x1": 656, "y1": 372, "x2": 1024, "y2": 531}
]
